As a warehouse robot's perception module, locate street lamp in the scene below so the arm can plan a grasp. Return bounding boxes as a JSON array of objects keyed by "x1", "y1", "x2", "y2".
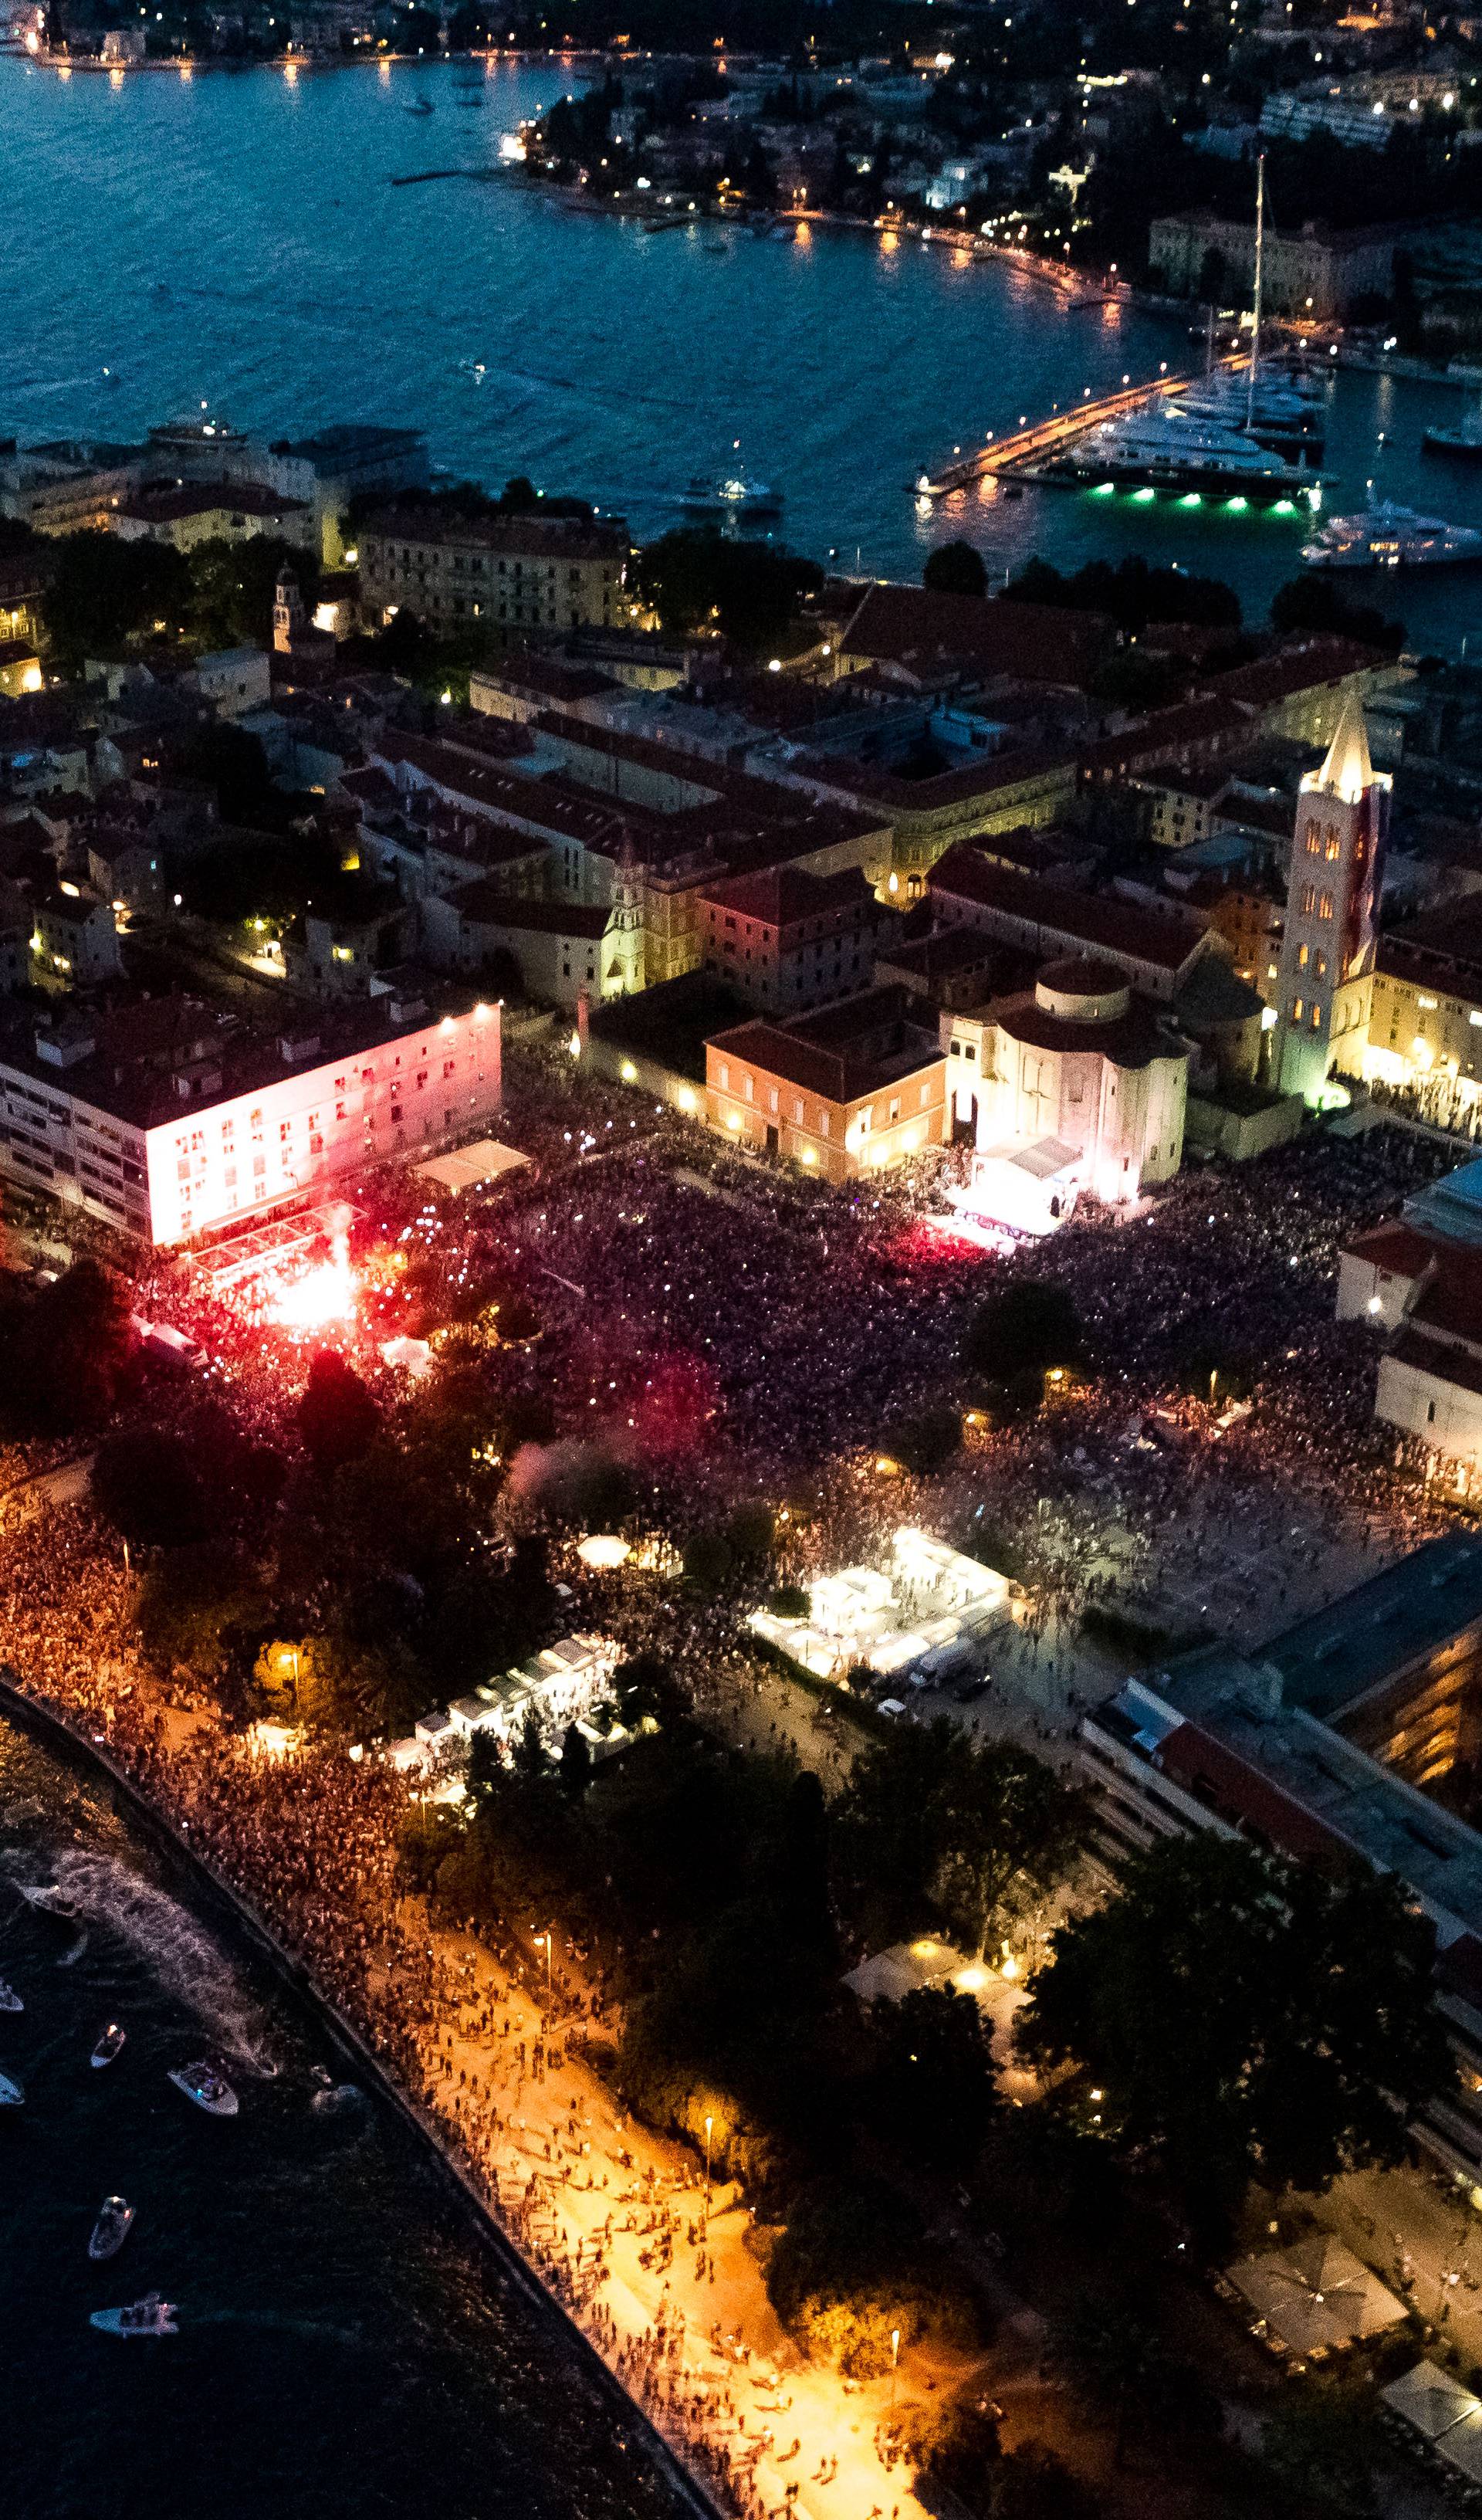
[
  {"x1": 535, "y1": 1930, "x2": 553, "y2": 1994},
  {"x1": 704, "y1": 2112, "x2": 714, "y2": 2203},
  {"x1": 889, "y1": 2326, "x2": 901, "y2": 2417}
]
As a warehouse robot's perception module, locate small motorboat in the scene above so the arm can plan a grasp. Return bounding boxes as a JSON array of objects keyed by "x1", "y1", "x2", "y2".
[
  {"x1": 89, "y1": 2197, "x2": 135, "y2": 2262},
  {"x1": 90, "y1": 2023, "x2": 126, "y2": 2069},
  {"x1": 90, "y1": 2293, "x2": 177, "y2": 2338},
  {"x1": 168, "y1": 2059, "x2": 239, "y2": 2118},
  {"x1": 0, "y1": 1976, "x2": 22, "y2": 2012},
  {"x1": 404, "y1": 96, "x2": 434, "y2": 114},
  {"x1": 0, "y1": 2070, "x2": 22, "y2": 2106}
]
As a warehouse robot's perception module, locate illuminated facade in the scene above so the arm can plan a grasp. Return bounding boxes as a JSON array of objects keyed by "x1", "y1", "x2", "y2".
[
  {"x1": 705, "y1": 985, "x2": 947, "y2": 1183},
  {"x1": 942, "y1": 957, "x2": 1189, "y2": 1205},
  {"x1": 1274, "y1": 691, "x2": 1389, "y2": 1104},
  {"x1": 0, "y1": 996, "x2": 500, "y2": 1245}
]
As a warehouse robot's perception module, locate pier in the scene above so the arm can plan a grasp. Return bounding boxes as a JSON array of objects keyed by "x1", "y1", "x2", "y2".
[{"x1": 914, "y1": 356, "x2": 1245, "y2": 500}]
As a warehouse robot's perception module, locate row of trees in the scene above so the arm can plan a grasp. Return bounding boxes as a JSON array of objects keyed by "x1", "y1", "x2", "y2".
[{"x1": 36, "y1": 526, "x2": 323, "y2": 676}]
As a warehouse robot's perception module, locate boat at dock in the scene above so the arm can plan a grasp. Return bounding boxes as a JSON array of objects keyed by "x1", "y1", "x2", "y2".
[
  {"x1": 0, "y1": 2069, "x2": 22, "y2": 2106},
  {"x1": 1034, "y1": 404, "x2": 1321, "y2": 506},
  {"x1": 1301, "y1": 499, "x2": 1482, "y2": 569},
  {"x1": 0, "y1": 1976, "x2": 22, "y2": 2012},
  {"x1": 1180, "y1": 364, "x2": 1325, "y2": 462},
  {"x1": 1423, "y1": 398, "x2": 1482, "y2": 462}
]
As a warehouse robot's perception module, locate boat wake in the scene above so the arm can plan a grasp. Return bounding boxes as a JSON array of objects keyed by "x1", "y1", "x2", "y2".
[{"x1": 17, "y1": 1850, "x2": 278, "y2": 2073}]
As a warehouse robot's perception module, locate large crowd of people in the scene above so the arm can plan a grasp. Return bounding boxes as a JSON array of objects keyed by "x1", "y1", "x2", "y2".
[{"x1": 0, "y1": 1047, "x2": 1470, "y2": 2517}]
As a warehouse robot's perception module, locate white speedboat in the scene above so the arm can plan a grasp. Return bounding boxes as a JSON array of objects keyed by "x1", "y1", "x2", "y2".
[
  {"x1": 89, "y1": 2196, "x2": 135, "y2": 2262},
  {"x1": 1301, "y1": 500, "x2": 1482, "y2": 569},
  {"x1": 90, "y1": 2022, "x2": 126, "y2": 2068},
  {"x1": 0, "y1": 1976, "x2": 22, "y2": 2013},
  {"x1": 168, "y1": 2059, "x2": 239, "y2": 2118},
  {"x1": 90, "y1": 2292, "x2": 177, "y2": 2338},
  {"x1": 0, "y1": 2070, "x2": 22, "y2": 2106}
]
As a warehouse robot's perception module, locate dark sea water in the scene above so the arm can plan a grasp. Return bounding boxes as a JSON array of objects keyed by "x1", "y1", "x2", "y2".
[
  {"x1": 5, "y1": 51, "x2": 1482, "y2": 645},
  {"x1": 0, "y1": 1716, "x2": 687, "y2": 2520}
]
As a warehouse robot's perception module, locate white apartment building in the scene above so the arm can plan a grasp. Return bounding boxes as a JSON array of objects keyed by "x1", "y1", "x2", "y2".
[{"x1": 0, "y1": 994, "x2": 501, "y2": 1245}]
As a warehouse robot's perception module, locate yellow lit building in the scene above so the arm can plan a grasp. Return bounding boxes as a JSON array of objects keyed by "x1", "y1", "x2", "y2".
[
  {"x1": 359, "y1": 510, "x2": 629, "y2": 638},
  {"x1": 1341, "y1": 901, "x2": 1482, "y2": 1133},
  {"x1": 705, "y1": 984, "x2": 947, "y2": 1183}
]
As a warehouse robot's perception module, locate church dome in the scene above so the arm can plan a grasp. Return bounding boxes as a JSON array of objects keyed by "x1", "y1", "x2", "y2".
[{"x1": 1034, "y1": 957, "x2": 1132, "y2": 1022}]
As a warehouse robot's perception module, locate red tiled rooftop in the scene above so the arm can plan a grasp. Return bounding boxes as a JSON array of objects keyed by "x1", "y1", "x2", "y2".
[
  {"x1": 1155, "y1": 1722, "x2": 1352, "y2": 1865},
  {"x1": 929, "y1": 845, "x2": 1209, "y2": 974},
  {"x1": 839, "y1": 583, "x2": 1116, "y2": 691}
]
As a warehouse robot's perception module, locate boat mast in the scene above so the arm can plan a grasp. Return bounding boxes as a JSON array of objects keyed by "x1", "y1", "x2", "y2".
[{"x1": 1247, "y1": 151, "x2": 1265, "y2": 436}]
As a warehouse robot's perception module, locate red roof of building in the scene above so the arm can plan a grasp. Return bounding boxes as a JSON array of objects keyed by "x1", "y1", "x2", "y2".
[
  {"x1": 1342, "y1": 1220, "x2": 1437, "y2": 1281},
  {"x1": 117, "y1": 485, "x2": 307, "y2": 524},
  {"x1": 709, "y1": 984, "x2": 942, "y2": 1106},
  {"x1": 1155, "y1": 1722, "x2": 1352, "y2": 1864},
  {"x1": 698, "y1": 864, "x2": 876, "y2": 930},
  {"x1": 929, "y1": 846, "x2": 1210, "y2": 975},
  {"x1": 448, "y1": 883, "x2": 611, "y2": 939},
  {"x1": 840, "y1": 583, "x2": 1115, "y2": 691}
]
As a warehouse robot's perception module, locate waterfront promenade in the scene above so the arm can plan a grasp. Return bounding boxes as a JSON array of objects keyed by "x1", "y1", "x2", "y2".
[{"x1": 0, "y1": 1503, "x2": 948, "y2": 2520}]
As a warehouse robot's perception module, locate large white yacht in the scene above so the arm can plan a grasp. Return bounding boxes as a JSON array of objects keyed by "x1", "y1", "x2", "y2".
[
  {"x1": 1301, "y1": 500, "x2": 1482, "y2": 569},
  {"x1": 1043, "y1": 402, "x2": 1321, "y2": 506}
]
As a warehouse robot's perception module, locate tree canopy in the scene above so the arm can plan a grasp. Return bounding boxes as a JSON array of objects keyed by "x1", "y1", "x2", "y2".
[
  {"x1": 1018, "y1": 1831, "x2": 1454, "y2": 2236},
  {"x1": 1271, "y1": 571, "x2": 1406, "y2": 656},
  {"x1": 1010, "y1": 554, "x2": 1240, "y2": 635},
  {"x1": 632, "y1": 527, "x2": 824, "y2": 651},
  {"x1": 835, "y1": 1720, "x2": 1088, "y2": 1956},
  {"x1": 924, "y1": 540, "x2": 989, "y2": 601},
  {"x1": 41, "y1": 533, "x2": 192, "y2": 672}
]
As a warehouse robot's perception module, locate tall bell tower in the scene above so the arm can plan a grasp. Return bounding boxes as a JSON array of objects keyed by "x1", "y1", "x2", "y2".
[{"x1": 1274, "y1": 688, "x2": 1389, "y2": 1105}]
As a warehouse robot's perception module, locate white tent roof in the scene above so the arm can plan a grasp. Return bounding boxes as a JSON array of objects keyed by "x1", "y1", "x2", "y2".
[
  {"x1": 414, "y1": 1139, "x2": 532, "y2": 1194},
  {"x1": 1382, "y1": 2359, "x2": 1481, "y2": 2443},
  {"x1": 1441, "y1": 2408, "x2": 1482, "y2": 2485}
]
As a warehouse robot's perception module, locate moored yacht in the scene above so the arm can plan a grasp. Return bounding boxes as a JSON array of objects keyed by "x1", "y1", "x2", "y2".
[
  {"x1": 0, "y1": 2069, "x2": 22, "y2": 2106},
  {"x1": 1423, "y1": 398, "x2": 1482, "y2": 462},
  {"x1": 0, "y1": 1976, "x2": 22, "y2": 2013},
  {"x1": 1301, "y1": 499, "x2": 1482, "y2": 568},
  {"x1": 1039, "y1": 403, "x2": 1320, "y2": 506},
  {"x1": 1180, "y1": 365, "x2": 1325, "y2": 461}
]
